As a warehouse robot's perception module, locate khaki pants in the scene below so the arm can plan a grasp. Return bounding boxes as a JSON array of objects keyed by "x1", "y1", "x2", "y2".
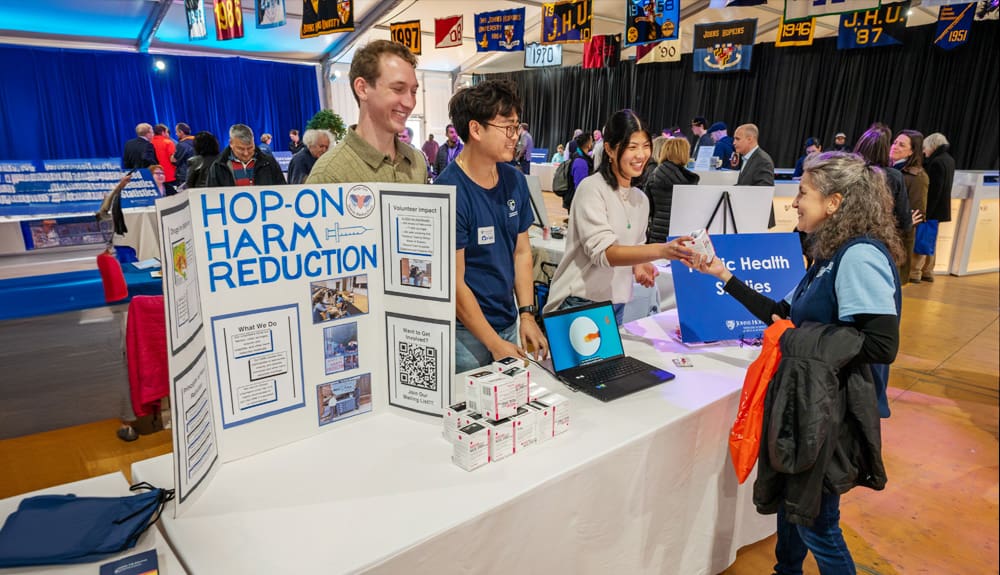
[{"x1": 911, "y1": 252, "x2": 936, "y2": 280}]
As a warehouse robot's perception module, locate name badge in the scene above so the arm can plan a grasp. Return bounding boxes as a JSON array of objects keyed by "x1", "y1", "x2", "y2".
[{"x1": 478, "y1": 226, "x2": 495, "y2": 245}]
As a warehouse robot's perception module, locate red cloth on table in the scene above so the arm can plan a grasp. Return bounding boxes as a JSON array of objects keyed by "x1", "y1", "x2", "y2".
[
  {"x1": 96, "y1": 252, "x2": 128, "y2": 303},
  {"x1": 126, "y1": 295, "x2": 169, "y2": 417}
]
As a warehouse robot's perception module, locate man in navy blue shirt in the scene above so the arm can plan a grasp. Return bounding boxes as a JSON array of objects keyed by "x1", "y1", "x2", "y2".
[{"x1": 435, "y1": 80, "x2": 549, "y2": 373}]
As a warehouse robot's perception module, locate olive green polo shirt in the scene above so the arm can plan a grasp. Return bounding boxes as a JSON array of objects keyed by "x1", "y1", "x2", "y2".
[{"x1": 305, "y1": 126, "x2": 427, "y2": 185}]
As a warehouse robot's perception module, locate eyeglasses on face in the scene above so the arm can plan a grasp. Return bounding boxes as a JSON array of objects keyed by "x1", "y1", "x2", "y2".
[{"x1": 483, "y1": 122, "x2": 520, "y2": 139}]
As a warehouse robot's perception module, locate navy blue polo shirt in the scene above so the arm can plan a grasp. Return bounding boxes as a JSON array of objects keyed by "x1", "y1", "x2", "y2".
[{"x1": 437, "y1": 161, "x2": 534, "y2": 330}]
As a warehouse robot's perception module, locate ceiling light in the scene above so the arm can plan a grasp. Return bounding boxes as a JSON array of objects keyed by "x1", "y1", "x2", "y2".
[{"x1": 154, "y1": 60, "x2": 166, "y2": 71}]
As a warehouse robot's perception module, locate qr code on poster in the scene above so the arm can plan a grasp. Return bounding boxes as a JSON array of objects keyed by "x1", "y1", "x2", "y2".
[{"x1": 398, "y1": 341, "x2": 438, "y2": 391}]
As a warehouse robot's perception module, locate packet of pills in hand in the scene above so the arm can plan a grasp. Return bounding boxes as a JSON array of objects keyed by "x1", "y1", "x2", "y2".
[{"x1": 688, "y1": 228, "x2": 716, "y2": 264}]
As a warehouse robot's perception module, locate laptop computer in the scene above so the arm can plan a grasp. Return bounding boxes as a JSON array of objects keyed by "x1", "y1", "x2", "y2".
[{"x1": 541, "y1": 300, "x2": 674, "y2": 402}]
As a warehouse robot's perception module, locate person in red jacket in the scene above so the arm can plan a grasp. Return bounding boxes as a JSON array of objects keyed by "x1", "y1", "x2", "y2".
[{"x1": 151, "y1": 124, "x2": 177, "y2": 187}]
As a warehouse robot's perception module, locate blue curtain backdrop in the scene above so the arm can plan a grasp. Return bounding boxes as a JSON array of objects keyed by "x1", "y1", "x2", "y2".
[{"x1": 0, "y1": 44, "x2": 320, "y2": 161}]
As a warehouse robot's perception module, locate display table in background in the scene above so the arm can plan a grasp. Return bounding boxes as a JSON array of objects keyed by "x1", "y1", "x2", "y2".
[
  {"x1": 132, "y1": 309, "x2": 774, "y2": 574},
  {"x1": 531, "y1": 161, "x2": 558, "y2": 191},
  {"x1": 0, "y1": 473, "x2": 186, "y2": 574},
  {"x1": 529, "y1": 227, "x2": 676, "y2": 321}
]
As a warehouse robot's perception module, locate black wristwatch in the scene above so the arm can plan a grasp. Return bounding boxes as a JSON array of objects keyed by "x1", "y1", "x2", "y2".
[{"x1": 518, "y1": 305, "x2": 537, "y2": 316}]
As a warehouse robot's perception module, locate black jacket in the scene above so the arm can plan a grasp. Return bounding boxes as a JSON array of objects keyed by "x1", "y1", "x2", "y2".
[
  {"x1": 206, "y1": 147, "x2": 286, "y2": 188},
  {"x1": 924, "y1": 145, "x2": 955, "y2": 222},
  {"x1": 122, "y1": 137, "x2": 156, "y2": 170},
  {"x1": 185, "y1": 154, "x2": 218, "y2": 189},
  {"x1": 754, "y1": 323, "x2": 887, "y2": 527},
  {"x1": 645, "y1": 161, "x2": 699, "y2": 243}
]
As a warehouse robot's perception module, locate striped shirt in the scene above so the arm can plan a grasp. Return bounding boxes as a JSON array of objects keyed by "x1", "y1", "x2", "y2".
[
  {"x1": 229, "y1": 156, "x2": 256, "y2": 186},
  {"x1": 306, "y1": 126, "x2": 426, "y2": 185}
]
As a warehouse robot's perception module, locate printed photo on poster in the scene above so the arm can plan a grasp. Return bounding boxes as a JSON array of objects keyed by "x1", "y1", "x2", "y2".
[
  {"x1": 385, "y1": 312, "x2": 452, "y2": 415},
  {"x1": 400, "y1": 258, "x2": 432, "y2": 288},
  {"x1": 380, "y1": 191, "x2": 451, "y2": 301},
  {"x1": 210, "y1": 304, "x2": 305, "y2": 428},
  {"x1": 160, "y1": 200, "x2": 203, "y2": 355},
  {"x1": 323, "y1": 322, "x2": 359, "y2": 375},
  {"x1": 310, "y1": 274, "x2": 369, "y2": 323},
  {"x1": 317, "y1": 373, "x2": 372, "y2": 426}
]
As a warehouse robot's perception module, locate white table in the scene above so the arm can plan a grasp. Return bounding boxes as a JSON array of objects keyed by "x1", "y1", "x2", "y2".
[
  {"x1": 531, "y1": 162, "x2": 558, "y2": 191},
  {"x1": 0, "y1": 473, "x2": 186, "y2": 574},
  {"x1": 132, "y1": 310, "x2": 774, "y2": 575}
]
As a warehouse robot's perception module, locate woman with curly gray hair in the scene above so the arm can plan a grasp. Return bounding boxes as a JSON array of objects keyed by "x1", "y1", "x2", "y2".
[{"x1": 689, "y1": 151, "x2": 903, "y2": 575}]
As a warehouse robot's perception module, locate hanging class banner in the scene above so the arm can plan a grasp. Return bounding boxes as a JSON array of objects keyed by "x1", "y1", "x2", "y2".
[
  {"x1": 784, "y1": 0, "x2": 880, "y2": 22},
  {"x1": 693, "y1": 19, "x2": 756, "y2": 73},
  {"x1": 775, "y1": 17, "x2": 815, "y2": 46},
  {"x1": 214, "y1": 0, "x2": 244, "y2": 41},
  {"x1": 256, "y1": 0, "x2": 286, "y2": 29},
  {"x1": 923, "y1": 0, "x2": 977, "y2": 5},
  {"x1": 624, "y1": 0, "x2": 680, "y2": 46},
  {"x1": 390, "y1": 20, "x2": 422, "y2": 54},
  {"x1": 709, "y1": 0, "x2": 766, "y2": 8},
  {"x1": 301, "y1": 0, "x2": 354, "y2": 39},
  {"x1": 838, "y1": 2, "x2": 909, "y2": 50},
  {"x1": 935, "y1": 3, "x2": 975, "y2": 49},
  {"x1": 186, "y1": 0, "x2": 208, "y2": 40},
  {"x1": 541, "y1": 0, "x2": 593, "y2": 44},
  {"x1": 583, "y1": 34, "x2": 621, "y2": 68},
  {"x1": 635, "y1": 35, "x2": 681, "y2": 63},
  {"x1": 476, "y1": 8, "x2": 526, "y2": 52},
  {"x1": 525, "y1": 42, "x2": 564, "y2": 67},
  {"x1": 435, "y1": 15, "x2": 463, "y2": 49}
]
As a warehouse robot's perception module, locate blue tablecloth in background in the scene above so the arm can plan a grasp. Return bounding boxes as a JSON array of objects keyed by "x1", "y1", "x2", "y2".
[{"x1": 0, "y1": 264, "x2": 163, "y2": 321}]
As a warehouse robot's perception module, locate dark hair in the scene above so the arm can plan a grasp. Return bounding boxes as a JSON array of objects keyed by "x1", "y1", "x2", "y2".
[
  {"x1": 692, "y1": 116, "x2": 707, "y2": 127},
  {"x1": 895, "y1": 130, "x2": 924, "y2": 172},
  {"x1": 349, "y1": 40, "x2": 418, "y2": 106},
  {"x1": 447, "y1": 80, "x2": 522, "y2": 143},
  {"x1": 574, "y1": 131, "x2": 592, "y2": 151},
  {"x1": 153, "y1": 124, "x2": 168, "y2": 135},
  {"x1": 193, "y1": 131, "x2": 220, "y2": 157},
  {"x1": 176, "y1": 122, "x2": 191, "y2": 136},
  {"x1": 597, "y1": 109, "x2": 651, "y2": 189},
  {"x1": 853, "y1": 128, "x2": 891, "y2": 167},
  {"x1": 289, "y1": 129, "x2": 299, "y2": 136},
  {"x1": 804, "y1": 137, "x2": 820, "y2": 149}
]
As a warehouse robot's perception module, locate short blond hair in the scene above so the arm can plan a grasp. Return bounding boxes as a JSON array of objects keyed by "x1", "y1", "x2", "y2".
[{"x1": 658, "y1": 137, "x2": 691, "y2": 166}]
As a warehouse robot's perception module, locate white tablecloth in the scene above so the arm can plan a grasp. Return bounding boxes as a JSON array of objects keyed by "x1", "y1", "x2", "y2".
[
  {"x1": 132, "y1": 310, "x2": 773, "y2": 575},
  {"x1": 0, "y1": 473, "x2": 186, "y2": 574},
  {"x1": 531, "y1": 162, "x2": 558, "y2": 192}
]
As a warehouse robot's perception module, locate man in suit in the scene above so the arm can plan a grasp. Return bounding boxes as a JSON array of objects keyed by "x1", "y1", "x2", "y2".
[
  {"x1": 122, "y1": 123, "x2": 156, "y2": 169},
  {"x1": 734, "y1": 123, "x2": 776, "y2": 228}
]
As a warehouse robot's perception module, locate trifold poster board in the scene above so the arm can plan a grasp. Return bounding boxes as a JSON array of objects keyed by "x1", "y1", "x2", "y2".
[
  {"x1": 670, "y1": 233, "x2": 804, "y2": 343},
  {"x1": 669, "y1": 185, "x2": 775, "y2": 237},
  {"x1": 155, "y1": 182, "x2": 456, "y2": 515}
]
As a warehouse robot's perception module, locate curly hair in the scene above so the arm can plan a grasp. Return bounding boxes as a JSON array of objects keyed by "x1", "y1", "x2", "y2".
[{"x1": 802, "y1": 151, "x2": 905, "y2": 264}]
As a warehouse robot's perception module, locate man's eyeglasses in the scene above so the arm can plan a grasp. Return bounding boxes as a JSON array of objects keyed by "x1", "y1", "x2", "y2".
[{"x1": 483, "y1": 122, "x2": 519, "y2": 139}]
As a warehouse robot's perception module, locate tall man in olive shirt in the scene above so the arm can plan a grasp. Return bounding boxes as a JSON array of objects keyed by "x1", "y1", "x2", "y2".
[{"x1": 306, "y1": 40, "x2": 426, "y2": 184}]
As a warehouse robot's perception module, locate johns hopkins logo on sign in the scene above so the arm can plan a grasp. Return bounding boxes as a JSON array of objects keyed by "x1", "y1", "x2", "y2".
[{"x1": 670, "y1": 233, "x2": 805, "y2": 343}]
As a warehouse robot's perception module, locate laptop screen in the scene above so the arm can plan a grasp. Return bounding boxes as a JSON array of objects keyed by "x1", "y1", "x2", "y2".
[{"x1": 543, "y1": 302, "x2": 625, "y2": 373}]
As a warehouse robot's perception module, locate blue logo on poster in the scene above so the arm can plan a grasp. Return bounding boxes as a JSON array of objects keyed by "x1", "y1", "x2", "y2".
[{"x1": 669, "y1": 233, "x2": 805, "y2": 343}]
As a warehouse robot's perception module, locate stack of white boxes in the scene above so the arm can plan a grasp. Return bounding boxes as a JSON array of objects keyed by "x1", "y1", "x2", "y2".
[{"x1": 448, "y1": 357, "x2": 572, "y2": 471}]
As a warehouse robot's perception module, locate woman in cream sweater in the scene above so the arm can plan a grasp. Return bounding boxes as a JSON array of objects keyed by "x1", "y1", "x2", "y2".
[{"x1": 543, "y1": 109, "x2": 694, "y2": 324}]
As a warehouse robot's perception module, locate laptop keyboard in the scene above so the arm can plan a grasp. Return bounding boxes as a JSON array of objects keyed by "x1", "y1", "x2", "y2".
[{"x1": 578, "y1": 356, "x2": 648, "y2": 382}]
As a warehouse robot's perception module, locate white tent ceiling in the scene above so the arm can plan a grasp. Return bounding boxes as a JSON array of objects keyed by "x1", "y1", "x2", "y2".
[{"x1": 0, "y1": 0, "x2": 940, "y2": 72}]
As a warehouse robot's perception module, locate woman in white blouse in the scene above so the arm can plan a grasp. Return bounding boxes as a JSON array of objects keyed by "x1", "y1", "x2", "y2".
[{"x1": 543, "y1": 109, "x2": 694, "y2": 324}]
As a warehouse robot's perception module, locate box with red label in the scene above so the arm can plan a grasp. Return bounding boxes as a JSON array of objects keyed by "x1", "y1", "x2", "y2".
[
  {"x1": 452, "y1": 423, "x2": 490, "y2": 471},
  {"x1": 537, "y1": 393, "x2": 570, "y2": 437},
  {"x1": 481, "y1": 373, "x2": 519, "y2": 422},
  {"x1": 511, "y1": 406, "x2": 537, "y2": 452},
  {"x1": 464, "y1": 369, "x2": 500, "y2": 414},
  {"x1": 484, "y1": 417, "x2": 515, "y2": 462},
  {"x1": 527, "y1": 401, "x2": 552, "y2": 443},
  {"x1": 442, "y1": 401, "x2": 467, "y2": 442},
  {"x1": 501, "y1": 366, "x2": 530, "y2": 407}
]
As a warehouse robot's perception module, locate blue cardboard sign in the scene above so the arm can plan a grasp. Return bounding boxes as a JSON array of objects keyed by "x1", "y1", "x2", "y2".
[{"x1": 669, "y1": 233, "x2": 805, "y2": 342}]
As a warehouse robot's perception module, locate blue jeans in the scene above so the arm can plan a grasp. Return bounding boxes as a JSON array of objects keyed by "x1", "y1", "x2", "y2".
[
  {"x1": 455, "y1": 321, "x2": 519, "y2": 373},
  {"x1": 557, "y1": 296, "x2": 625, "y2": 326},
  {"x1": 774, "y1": 492, "x2": 855, "y2": 575}
]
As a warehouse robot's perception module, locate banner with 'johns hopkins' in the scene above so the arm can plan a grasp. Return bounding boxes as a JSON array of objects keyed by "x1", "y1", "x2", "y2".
[
  {"x1": 693, "y1": 19, "x2": 756, "y2": 73},
  {"x1": 669, "y1": 233, "x2": 805, "y2": 343}
]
